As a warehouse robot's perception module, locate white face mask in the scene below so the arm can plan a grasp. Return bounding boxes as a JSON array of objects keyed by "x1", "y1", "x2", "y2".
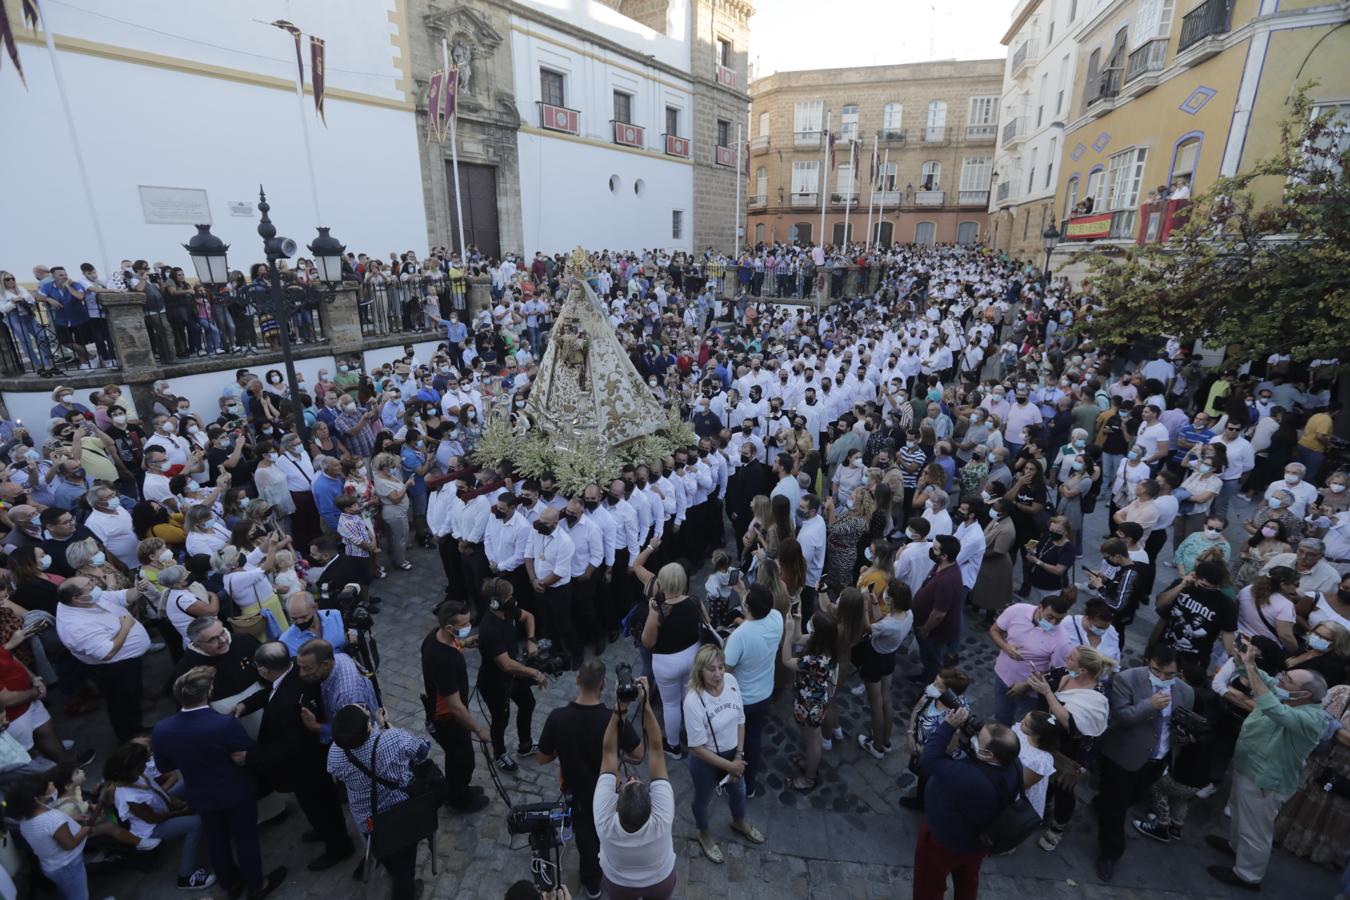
[
  {"x1": 1285, "y1": 474, "x2": 1301, "y2": 485},
  {"x1": 1332, "y1": 484, "x2": 1348, "y2": 494},
  {"x1": 1203, "y1": 528, "x2": 1221, "y2": 539},
  {"x1": 159, "y1": 549, "x2": 174, "y2": 563},
  {"x1": 112, "y1": 415, "x2": 127, "y2": 426},
  {"x1": 90, "y1": 551, "x2": 106, "y2": 567}
]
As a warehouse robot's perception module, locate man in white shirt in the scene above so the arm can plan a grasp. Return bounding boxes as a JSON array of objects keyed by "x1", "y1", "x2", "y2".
[
  {"x1": 140, "y1": 448, "x2": 176, "y2": 509},
  {"x1": 82, "y1": 486, "x2": 138, "y2": 569},
  {"x1": 922, "y1": 490, "x2": 954, "y2": 538},
  {"x1": 953, "y1": 502, "x2": 986, "y2": 593},
  {"x1": 1208, "y1": 422, "x2": 1256, "y2": 520},
  {"x1": 894, "y1": 519, "x2": 936, "y2": 598},
  {"x1": 563, "y1": 498, "x2": 605, "y2": 652},
  {"x1": 55, "y1": 577, "x2": 153, "y2": 743},
  {"x1": 1135, "y1": 405, "x2": 1171, "y2": 471},
  {"x1": 484, "y1": 491, "x2": 532, "y2": 616},
  {"x1": 796, "y1": 494, "x2": 827, "y2": 619},
  {"x1": 526, "y1": 507, "x2": 578, "y2": 667},
  {"x1": 1262, "y1": 463, "x2": 1319, "y2": 519},
  {"x1": 769, "y1": 453, "x2": 801, "y2": 523},
  {"x1": 275, "y1": 433, "x2": 321, "y2": 547}
]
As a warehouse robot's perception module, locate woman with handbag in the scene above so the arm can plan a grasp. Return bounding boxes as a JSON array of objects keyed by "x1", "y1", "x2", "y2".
[
  {"x1": 682, "y1": 645, "x2": 765, "y2": 864},
  {"x1": 211, "y1": 545, "x2": 288, "y2": 641}
]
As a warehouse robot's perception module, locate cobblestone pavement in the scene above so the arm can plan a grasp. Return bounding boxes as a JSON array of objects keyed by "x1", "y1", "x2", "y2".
[{"x1": 67, "y1": 497, "x2": 1342, "y2": 899}]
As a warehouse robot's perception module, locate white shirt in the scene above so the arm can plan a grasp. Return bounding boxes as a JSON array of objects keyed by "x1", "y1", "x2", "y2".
[
  {"x1": 1136, "y1": 422, "x2": 1170, "y2": 460},
  {"x1": 565, "y1": 514, "x2": 604, "y2": 577},
  {"x1": 427, "y1": 484, "x2": 463, "y2": 538},
  {"x1": 894, "y1": 540, "x2": 935, "y2": 597},
  {"x1": 1262, "y1": 478, "x2": 1318, "y2": 518},
  {"x1": 608, "y1": 498, "x2": 641, "y2": 558},
  {"x1": 954, "y1": 520, "x2": 985, "y2": 589},
  {"x1": 922, "y1": 508, "x2": 953, "y2": 538},
  {"x1": 274, "y1": 451, "x2": 317, "y2": 492},
  {"x1": 56, "y1": 591, "x2": 151, "y2": 665},
  {"x1": 484, "y1": 511, "x2": 530, "y2": 572},
  {"x1": 682, "y1": 675, "x2": 744, "y2": 754},
  {"x1": 83, "y1": 507, "x2": 138, "y2": 569},
  {"x1": 594, "y1": 773, "x2": 676, "y2": 888},
  {"x1": 1152, "y1": 494, "x2": 1180, "y2": 532},
  {"x1": 527, "y1": 527, "x2": 574, "y2": 587},
  {"x1": 797, "y1": 515, "x2": 826, "y2": 588},
  {"x1": 165, "y1": 587, "x2": 207, "y2": 645},
  {"x1": 142, "y1": 472, "x2": 174, "y2": 505},
  {"x1": 20, "y1": 808, "x2": 85, "y2": 874}
]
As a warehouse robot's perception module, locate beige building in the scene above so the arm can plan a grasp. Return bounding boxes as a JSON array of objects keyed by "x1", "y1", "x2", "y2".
[{"x1": 746, "y1": 60, "x2": 1005, "y2": 248}]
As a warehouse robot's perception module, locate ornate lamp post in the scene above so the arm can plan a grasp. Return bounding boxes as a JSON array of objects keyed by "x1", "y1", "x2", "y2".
[
  {"x1": 1041, "y1": 223, "x2": 1061, "y2": 286},
  {"x1": 183, "y1": 186, "x2": 346, "y2": 442}
]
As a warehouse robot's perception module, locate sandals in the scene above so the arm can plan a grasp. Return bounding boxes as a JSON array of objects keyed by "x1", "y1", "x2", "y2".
[
  {"x1": 731, "y1": 822, "x2": 766, "y2": 844},
  {"x1": 791, "y1": 753, "x2": 806, "y2": 772},
  {"x1": 789, "y1": 775, "x2": 818, "y2": 792},
  {"x1": 698, "y1": 835, "x2": 724, "y2": 864}
]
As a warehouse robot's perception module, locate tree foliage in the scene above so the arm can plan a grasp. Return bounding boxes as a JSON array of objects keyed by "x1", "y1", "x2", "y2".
[{"x1": 1074, "y1": 87, "x2": 1350, "y2": 364}]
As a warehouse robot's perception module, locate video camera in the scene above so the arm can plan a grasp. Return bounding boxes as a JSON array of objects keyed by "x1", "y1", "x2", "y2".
[{"x1": 526, "y1": 638, "x2": 568, "y2": 678}]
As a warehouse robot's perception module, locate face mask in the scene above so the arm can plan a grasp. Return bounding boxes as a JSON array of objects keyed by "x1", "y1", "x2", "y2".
[
  {"x1": 160, "y1": 422, "x2": 174, "y2": 434},
  {"x1": 924, "y1": 684, "x2": 942, "y2": 699},
  {"x1": 1071, "y1": 460, "x2": 1085, "y2": 472},
  {"x1": 980, "y1": 491, "x2": 993, "y2": 504},
  {"x1": 1148, "y1": 673, "x2": 1175, "y2": 690},
  {"x1": 1088, "y1": 624, "x2": 1109, "y2": 637},
  {"x1": 1261, "y1": 525, "x2": 1278, "y2": 538},
  {"x1": 533, "y1": 522, "x2": 553, "y2": 535},
  {"x1": 456, "y1": 626, "x2": 472, "y2": 639},
  {"x1": 1332, "y1": 484, "x2": 1347, "y2": 494},
  {"x1": 112, "y1": 415, "x2": 127, "y2": 426},
  {"x1": 583, "y1": 500, "x2": 599, "y2": 512},
  {"x1": 356, "y1": 467, "x2": 367, "y2": 477},
  {"x1": 1203, "y1": 528, "x2": 1222, "y2": 539},
  {"x1": 90, "y1": 551, "x2": 106, "y2": 567},
  {"x1": 239, "y1": 497, "x2": 252, "y2": 509},
  {"x1": 1126, "y1": 451, "x2": 1140, "y2": 461},
  {"x1": 58, "y1": 395, "x2": 72, "y2": 404},
  {"x1": 1273, "y1": 686, "x2": 1292, "y2": 701},
  {"x1": 89, "y1": 586, "x2": 104, "y2": 603},
  {"x1": 1073, "y1": 439, "x2": 1085, "y2": 449},
  {"x1": 265, "y1": 452, "x2": 279, "y2": 463},
  {"x1": 1066, "y1": 669, "x2": 1081, "y2": 679},
  {"x1": 37, "y1": 555, "x2": 50, "y2": 571},
  {"x1": 1198, "y1": 463, "x2": 1212, "y2": 474},
  {"x1": 187, "y1": 425, "x2": 199, "y2": 435},
  {"x1": 1307, "y1": 634, "x2": 1331, "y2": 652},
  {"x1": 1268, "y1": 498, "x2": 1282, "y2": 509},
  {"x1": 229, "y1": 405, "x2": 243, "y2": 416},
  {"x1": 1038, "y1": 617, "x2": 1057, "y2": 632}
]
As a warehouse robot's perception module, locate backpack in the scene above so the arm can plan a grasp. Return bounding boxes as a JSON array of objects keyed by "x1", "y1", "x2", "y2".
[{"x1": 974, "y1": 760, "x2": 1041, "y2": 854}]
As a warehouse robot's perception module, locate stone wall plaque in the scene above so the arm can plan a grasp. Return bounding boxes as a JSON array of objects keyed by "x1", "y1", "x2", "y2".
[{"x1": 139, "y1": 186, "x2": 211, "y2": 225}]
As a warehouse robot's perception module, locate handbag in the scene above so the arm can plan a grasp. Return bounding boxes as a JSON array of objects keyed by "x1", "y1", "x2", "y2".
[
  {"x1": 344, "y1": 732, "x2": 444, "y2": 860},
  {"x1": 973, "y1": 760, "x2": 1041, "y2": 854}
]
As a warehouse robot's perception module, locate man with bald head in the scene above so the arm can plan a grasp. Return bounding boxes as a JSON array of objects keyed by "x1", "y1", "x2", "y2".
[
  {"x1": 2, "y1": 504, "x2": 42, "y2": 553},
  {"x1": 279, "y1": 592, "x2": 350, "y2": 656},
  {"x1": 526, "y1": 506, "x2": 579, "y2": 668}
]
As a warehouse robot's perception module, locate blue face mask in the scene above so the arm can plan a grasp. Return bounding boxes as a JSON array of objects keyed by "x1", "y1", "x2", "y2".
[
  {"x1": 1127, "y1": 451, "x2": 1140, "y2": 461},
  {"x1": 1148, "y1": 672, "x2": 1175, "y2": 690},
  {"x1": 1038, "y1": 617, "x2": 1057, "y2": 632},
  {"x1": 1273, "y1": 686, "x2": 1292, "y2": 701},
  {"x1": 1268, "y1": 498, "x2": 1283, "y2": 509},
  {"x1": 456, "y1": 626, "x2": 472, "y2": 640},
  {"x1": 1307, "y1": 634, "x2": 1331, "y2": 652},
  {"x1": 89, "y1": 586, "x2": 104, "y2": 603},
  {"x1": 1088, "y1": 624, "x2": 1109, "y2": 636},
  {"x1": 971, "y1": 734, "x2": 983, "y2": 757},
  {"x1": 1066, "y1": 669, "x2": 1082, "y2": 679}
]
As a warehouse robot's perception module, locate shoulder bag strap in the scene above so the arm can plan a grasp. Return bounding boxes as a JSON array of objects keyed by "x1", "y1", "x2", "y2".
[
  {"x1": 696, "y1": 691, "x2": 720, "y2": 755},
  {"x1": 344, "y1": 731, "x2": 400, "y2": 790}
]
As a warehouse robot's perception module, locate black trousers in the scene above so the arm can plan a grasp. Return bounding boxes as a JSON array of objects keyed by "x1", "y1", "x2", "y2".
[
  {"x1": 293, "y1": 774, "x2": 352, "y2": 856},
  {"x1": 572, "y1": 572, "x2": 600, "y2": 646},
  {"x1": 438, "y1": 534, "x2": 464, "y2": 603},
  {"x1": 1096, "y1": 755, "x2": 1167, "y2": 860},
  {"x1": 1144, "y1": 528, "x2": 1168, "y2": 566},
  {"x1": 200, "y1": 796, "x2": 263, "y2": 893},
  {"x1": 91, "y1": 655, "x2": 144, "y2": 744},
  {"x1": 481, "y1": 677, "x2": 535, "y2": 757},
  {"x1": 570, "y1": 791, "x2": 602, "y2": 893},
  {"x1": 609, "y1": 549, "x2": 632, "y2": 631},
  {"x1": 377, "y1": 841, "x2": 418, "y2": 900},
  {"x1": 501, "y1": 566, "x2": 535, "y2": 621},
  {"x1": 461, "y1": 543, "x2": 489, "y2": 617},
  {"x1": 543, "y1": 582, "x2": 579, "y2": 664},
  {"x1": 430, "y1": 719, "x2": 477, "y2": 810}
]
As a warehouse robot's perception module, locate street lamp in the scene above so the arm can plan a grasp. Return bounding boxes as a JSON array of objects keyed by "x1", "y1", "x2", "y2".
[
  {"x1": 183, "y1": 186, "x2": 346, "y2": 443},
  {"x1": 1041, "y1": 223, "x2": 1061, "y2": 286}
]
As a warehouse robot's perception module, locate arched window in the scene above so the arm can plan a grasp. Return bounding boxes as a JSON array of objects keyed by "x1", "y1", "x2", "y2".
[
  {"x1": 915, "y1": 221, "x2": 937, "y2": 245},
  {"x1": 882, "y1": 103, "x2": 903, "y2": 135},
  {"x1": 921, "y1": 161, "x2": 941, "y2": 191},
  {"x1": 1065, "y1": 175, "x2": 1081, "y2": 217},
  {"x1": 925, "y1": 101, "x2": 947, "y2": 142}
]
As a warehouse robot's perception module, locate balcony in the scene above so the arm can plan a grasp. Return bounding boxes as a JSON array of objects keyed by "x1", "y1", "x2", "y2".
[
  {"x1": 716, "y1": 64, "x2": 738, "y2": 89},
  {"x1": 959, "y1": 190, "x2": 990, "y2": 206},
  {"x1": 715, "y1": 144, "x2": 736, "y2": 167},
  {"x1": 794, "y1": 130, "x2": 822, "y2": 148},
  {"x1": 877, "y1": 129, "x2": 907, "y2": 144},
  {"x1": 612, "y1": 120, "x2": 644, "y2": 149},
  {"x1": 749, "y1": 134, "x2": 770, "y2": 153},
  {"x1": 923, "y1": 126, "x2": 948, "y2": 143},
  {"x1": 1178, "y1": 0, "x2": 1232, "y2": 57},
  {"x1": 1085, "y1": 67, "x2": 1123, "y2": 112},
  {"x1": 537, "y1": 101, "x2": 579, "y2": 135},
  {"x1": 966, "y1": 124, "x2": 998, "y2": 142},
  {"x1": 870, "y1": 189, "x2": 902, "y2": 207},
  {"x1": 996, "y1": 180, "x2": 1011, "y2": 202},
  {"x1": 749, "y1": 194, "x2": 767, "y2": 208},
  {"x1": 1109, "y1": 209, "x2": 1138, "y2": 239},
  {"x1": 1123, "y1": 38, "x2": 1168, "y2": 96},
  {"x1": 915, "y1": 190, "x2": 944, "y2": 206},
  {"x1": 1011, "y1": 39, "x2": 1039, "y2": 78},
  {"x1": 1002, "y1": 117, "x2": 1027, "y2": 147},
  {"x1": 830, "y1": 192, "x2": 860, "y2": 206},
  {"x1": 663, "y1": 133, "x2": 690, "y2": 158},
  {"x1": 790, "y1": 192, "x2": 818, "y2": 207}
]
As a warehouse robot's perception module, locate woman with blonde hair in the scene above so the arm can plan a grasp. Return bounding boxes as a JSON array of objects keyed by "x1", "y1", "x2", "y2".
[
  {"x1": 371, "y1": 451, "x2": 415, "y2": 571},
  {"x1": 741, "y1": 495, "x2": 773, "y2": 559},
  {"x1": 641, "y1": 562, "x2": 701, "y2": 759},
  {"x1": 182, "y1": 506, "x2": 231, "y2": 559},
  {"x1": 0, "y1": 270, "x2": 52, "y2": 374},
  {"x1": 682, "y1": 644, "x2": 763, "y2": 863},
  {"x1": 66, "y1": 538, "x2": 130, "y2": 591}
]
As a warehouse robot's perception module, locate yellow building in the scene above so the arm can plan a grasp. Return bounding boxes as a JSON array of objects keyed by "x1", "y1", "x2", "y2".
[{"x1": 1051, "y1": 0, "x2": 1350, "y2": 253}]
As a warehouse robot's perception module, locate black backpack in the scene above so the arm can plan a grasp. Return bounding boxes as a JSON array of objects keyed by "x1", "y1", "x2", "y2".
[{"x1": 974, "y1": 760, "x2": 1041, "y2": 854}]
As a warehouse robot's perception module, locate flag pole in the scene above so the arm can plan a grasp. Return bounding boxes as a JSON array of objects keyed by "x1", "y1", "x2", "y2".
[
  {"x1": 443, "y1": 39, "x2": 469, "y2": 265},
  {"x1": 842, "y1": 140, "x2": 854, "y2": 249},
  {"x1": 733, "y1": 122, "x2": 743, "y2": 257},
  {"x1": 876, "y1": 148, "x2": 890, "y2": 247},
  {"x1": 865, "y1": 134, "x2": 876, "y2": 252},
  {"x1": 818, "y1": 110, "x2": 830, "y2": 248},
  {"x1": 37, "y1": 5, "x2": 112, "y2": 274}
]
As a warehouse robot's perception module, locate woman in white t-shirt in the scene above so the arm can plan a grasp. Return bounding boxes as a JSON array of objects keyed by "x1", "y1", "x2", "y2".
[
  {"x1": 1014, "y1": 710, "x2": 1059, "y2": 819},
  {"x1": 682, "y1": 645, "x2": 764, "y2": 864},
  {"x1": 1237, "y1": 566, "x2": 1300, "y2": 653},
  {"x1": 11, "y1": 776, "x2": 117, "y2": 899},
  {"x1": 158, "y1": 565, "x2": 219, "y2": 647},
  {"x1": 857, "y1": 580, "x2": 914, "y2": 760},
  {"x1": 103, "y1": 739, "x2": 214, "y2": 890}
]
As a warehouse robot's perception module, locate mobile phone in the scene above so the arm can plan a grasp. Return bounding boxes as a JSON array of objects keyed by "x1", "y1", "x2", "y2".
[
  {"x1": 729, "y1": 569, "x2": 741, "y2": 586},
  {"x1": 1025, "y1": 539, "x2": 1039, "y2": 551}
]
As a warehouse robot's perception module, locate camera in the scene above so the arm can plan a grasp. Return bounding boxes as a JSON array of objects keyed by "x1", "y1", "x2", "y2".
[
  {"x1": 615, "y1": 662, "x2": 639, "y2": 705},
  {"x1": 506, "y1": 800, "x2": 567, "y2": 837},
  {"x1": 939, "y1": 688, "x2": 982, "y2": 737},
  {"x1": 507, "y1": 800, "x2": 569, "y2": 892},
  {"x1": 526, "y1": 639, "x2": 568, "y2": 677}
]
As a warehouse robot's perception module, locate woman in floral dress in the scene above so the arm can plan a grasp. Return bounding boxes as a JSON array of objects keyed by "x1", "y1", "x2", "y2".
[{"x1": 781, "y1": 610, "x2": 838, "y2": 792}]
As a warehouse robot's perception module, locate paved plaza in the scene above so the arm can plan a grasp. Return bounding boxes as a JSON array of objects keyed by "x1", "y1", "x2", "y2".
[{"x1": 58, "y1": 499, "x2": 1339, "y2": 900}]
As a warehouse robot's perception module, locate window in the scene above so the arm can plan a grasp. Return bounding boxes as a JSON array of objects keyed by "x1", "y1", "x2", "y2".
[
  {"x1": 1132, "y1": 0, "x2": 1176, "y2": 46},
  {"x1": 1057, "y1": 55, "x2": 1069, "y2": 115},
  {"x1": 926, "y1": 100, "x2": 947, "y2": 141},
  {"x1": 921, "y1": 161, "x2": 941, "y2": 191},
  {"x1": 1048, "y1": 20, "x2": 1055, "y2": 44},
  {"x1": 1083, "y1": 49, "x2": 1101, "y2": 104},
  {"x1": 880, "y1": 161, "x2": 897, "y2": 190},
  {"x1": 717, "y1": 119, "x2": 731, "y2": 147},
  {"x1": 672, "y1": 210, "x2": 684, "y2": 240},
  {"x1": 540, "y1": 69, "x2": 565, "y2": 107},
  {"x1": 792, "y1": 160, "x2": 820, "y2": 194},
  {"x1": 1023, "y1": 209, "x2": 1031, "y2": 239},
  {"x1": 841, "y1": 104, "x2": 859, "y2": 141},
  {"x1": 957, "y1": 221, "x2": 980, "y2": 244},
  {"x1": 791, "y1": 222, "x2": 812, "y2": 244},
  {"x1": 1308, "y1": 103, "x2": 1350, "y2": 178},
  {"x1": 1065, "y1": 176, "x2": 1080, "y2": 216},
  {"x1": 666, "y1": 106, "x2": 681, "y2": 136},
  {"x1": 1046, "y1": 137, "x2": 1057, "y2": 188},
  {"x1": 837, "y1": 164, "x2": 855, "y2": 195},
  {"x1": 755, "y1": 223, "x2": 765, "y2": 243},
  {"x1": 755, "y1": 166, "x2": 768, "y2": 199},
  {"x1": 614, "y1": 91, "x2": 633, "y2": 125},
  {"x1": 1086, "y1": 167, "x2": 1106, "y2": 205},
  {"x1": 1027, "y1": 148, "x2": 1038, "y2": 192},
  {"x1": 1171, "y1": 135, "x2": 1200, "y2": 189},
  {"x1": 883, "y1": 102, "x2": 903, "y2": 131},
  {"x1": 969, "y1": 96, "x2": 997, "y2": 126},
  {"x1": 915, "y1": 221, "x2": 936, "y2": 245},
  {"x1": 1106, "y1": 146, "x2": 1148, "y2": 237},
  {"x1": 832, "y1": 222, "x2": 853, "y2": 244},
  {"x1": 758, "y1": 112, "x2": 769, "y2": 137},
  {"x1": 718, "y1": 38, "x2": 732, "y2": 67},
  {"x1": 960, "y1": 156, "x2": 993, "y2": 191},
  {"x1": 794, "y1": 100, "x2": 823, "y2": 135}
]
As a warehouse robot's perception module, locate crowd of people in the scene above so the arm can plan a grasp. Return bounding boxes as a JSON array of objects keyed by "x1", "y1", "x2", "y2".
[{"x1": 0, "y1": 239, "x2": 1345, "y2": 900}]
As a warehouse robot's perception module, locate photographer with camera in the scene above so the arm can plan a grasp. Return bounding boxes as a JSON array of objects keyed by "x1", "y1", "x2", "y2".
[
  {"x1": 594, "y1": 675, "x2": 677, "y2": 899},
  {"x1": 535, "y1": 660, "x2": 641, "y2": 899},
  {"x1": 478, "y1": 578, "x2": 548, "y2": 773},
  {"x1": 421, "y1": 601, "x2": 492, "y2": 814}
]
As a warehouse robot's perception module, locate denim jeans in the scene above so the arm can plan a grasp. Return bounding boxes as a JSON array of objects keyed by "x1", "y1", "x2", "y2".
[
  {"x1": 742, "y1": 697, "x2": 771, "y2": 795},
  {"x1": 917, "y1": 633, "x2": 961, "y2": 684},
  {"x1": 1213, "y1": 478, "x2": 1241, "y2": 521},
  {"x1": 152, "y1": 787, "x2": 206, "y2": 878},
  {"x1": 197, "y1": 317, "x2": 221, "y2": 353},
  {"x1": 6, "y1": 312, "x2": 49, "y2": 368},
  {"x1": 688, "y1": 748, "x2": 746, "y2": 832},
  {"x1": 43, "y1": 857, "x2": 88, "y2": 900},
  {"x1": 992, "y1": 674, "x2": 1041, "y2": 726}
]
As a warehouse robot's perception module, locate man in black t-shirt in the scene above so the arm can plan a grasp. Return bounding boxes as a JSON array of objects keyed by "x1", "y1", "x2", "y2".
[
  {"x1": 1153, "y1": 559, "x2": 1237, "y2": 665},
  {"x1": 536, "y1": 660, "x2": 642, "y2": 899},
  {"x1": 477, "y1": 578, "x2": 547, "y2": 772},
  {"x1": 421, "y1": 601, "x2": 491, "y2": 813}
]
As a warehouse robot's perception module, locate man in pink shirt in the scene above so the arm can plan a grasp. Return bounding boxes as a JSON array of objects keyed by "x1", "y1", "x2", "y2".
[{"x1": 988, "y1": 594, "x2": 1075, "y2": 726}]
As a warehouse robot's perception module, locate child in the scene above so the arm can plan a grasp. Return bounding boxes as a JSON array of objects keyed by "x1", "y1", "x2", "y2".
[
  {"x1": 49, "y1": 765, "x2": 90, "y2": 819},
  {"x1": 703, "y1": 551, "x2": 739, "y2": 632},
  {"x1": 335, "y1": 493, "x2": 376, "y2": 602},
  {"x1": 1014, "y1": 710, "x2": 1060, "y2": 819},
  {"x1": 857, "y1": 582, "x2": 914, "y2": 760},
  {"x1": 265, "y1": 548, "x2": 304, "y2": 599},
  {"x1": 900, "y1": 666, "x2": 973, "y2": 810}
]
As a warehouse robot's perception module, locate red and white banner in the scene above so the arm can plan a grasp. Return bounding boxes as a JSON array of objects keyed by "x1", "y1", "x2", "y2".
[
  {"x1": 665, "y1": 134, "x2": 690, "y2": 158},
  {"x1": 441, "y1": 67, "x2": 458, "y2": 140},
  {"x1": 613, "y1": 122, "x2": 644, "y2": 148},
  {"x1": 541, "y1": 103, "x2": 579, "y2": 134}
]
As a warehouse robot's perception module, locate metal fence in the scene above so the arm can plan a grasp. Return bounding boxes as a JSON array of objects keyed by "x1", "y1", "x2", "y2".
[
  {"x1": 359, "y1": 274, "x2": 465, "y2": 337},
  {"x1": 0, "y1": 294, "x2": 115, "y2": 376}
]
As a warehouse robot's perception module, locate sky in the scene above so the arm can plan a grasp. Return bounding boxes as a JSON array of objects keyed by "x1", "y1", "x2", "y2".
[{"x1": 748, "y1": 0, "x2": 1017, "y2": 77}]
